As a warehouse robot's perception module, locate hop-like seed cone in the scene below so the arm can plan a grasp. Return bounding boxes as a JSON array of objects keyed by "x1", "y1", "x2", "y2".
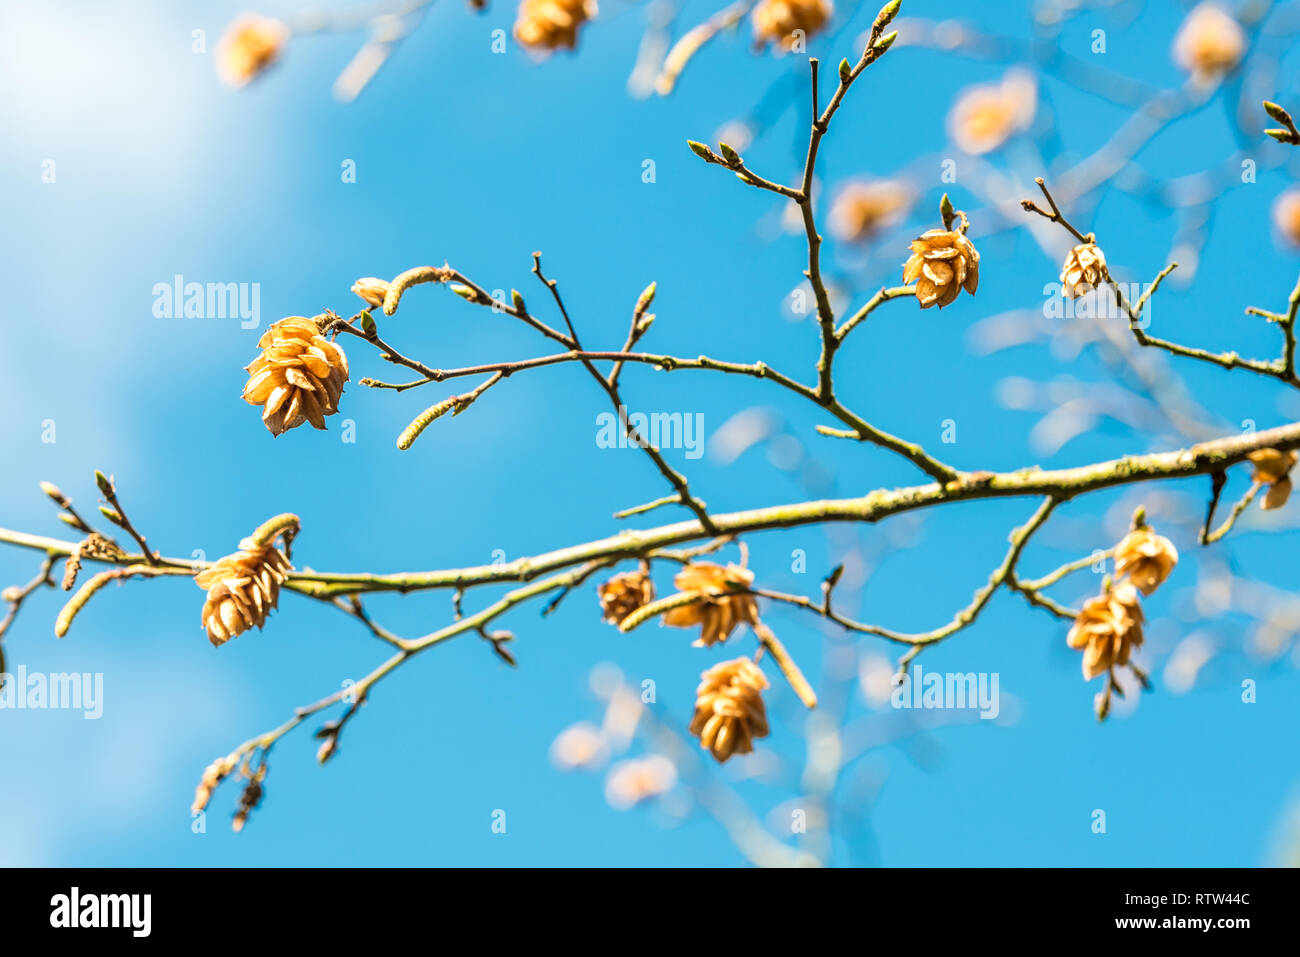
[
  {"x1": 242, "y1": 316, "x2": 349, "y2": 436},
  {"x1": 1067, "y1": 582, "x2": 1144, "y2": 681},
  {"x1": 598, "y1": 569, "x2": 655, "y2": 625},
  {"x1": 902, "y1": 229, "x2": 980, "y2": 309},
  {"x1": 662, "y1": 561, "x2": 759, "y2": 646},
  {"x1": 1114, "y1": 525, "x2": 1178, "y2": 596},
  {"x1": 689, "y1": 657, "x2": 770, "y2": 763},
  {"x1": 1060, "y1": 242, "x2": 1108, "y2": 298},
  {"x1": 216, "y1": 14, "x2": 288, "y2": 88},
  {"x1": 751, "y1": 0, "x2": 833, "y2": 51},
  {"x1": 513, "y1": 0, "x2": 598, "y2": 51},
  {"x1": 195, "y1": 540, "x2": 293, "y2": 646}
]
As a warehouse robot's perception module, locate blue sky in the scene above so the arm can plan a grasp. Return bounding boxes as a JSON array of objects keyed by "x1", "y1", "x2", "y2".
[{"x1": 1, "y1": 0, "x2": 1298, "y2": 866}]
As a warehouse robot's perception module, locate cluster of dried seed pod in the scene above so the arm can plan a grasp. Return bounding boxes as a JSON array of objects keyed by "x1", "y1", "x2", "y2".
[
  {"x1": 597, "y1": 556, "x2": 787, "y2": 763},
  {"x1": 1068, "y1": 512, "x2": 1177, "y2": 719}
]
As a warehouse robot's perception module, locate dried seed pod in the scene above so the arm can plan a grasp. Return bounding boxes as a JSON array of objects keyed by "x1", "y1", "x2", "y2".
[
  {"x1": 661, "y1": 562, "x2": 759, "y2": 647},
  {"x1": 688, "y1": 657, "x2": 770, "y2": 763},
  {"x1": 1114, "y1": 525, "x2": 1178, "y2": 595},
  {"x1": 242, "y1": 316, "x2": 349, "y2": 436},
  {"x1": 1067, "y1": 582, "x2": 1145, "y2": 681},
  {"x1": 597, "y1": 568, "x2": 655, "y2": 625},
  {"x1": 1060, "y1": 242, "x2": 1108, "y2": 298},
  {"x1": 195, "y1": 522, "x2": 297, "y2": 647},
  {"x1": 902, "y1": 229, "x2": 980, "y2": 309}
]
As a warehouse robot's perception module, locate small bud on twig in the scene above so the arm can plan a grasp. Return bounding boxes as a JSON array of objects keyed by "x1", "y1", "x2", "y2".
[
  {"x1": 874, "y1": 0, "x2": 901, "y2": 31},
  {"x1": 873, "y1": 30, "x2": 898, "y2": 54}
]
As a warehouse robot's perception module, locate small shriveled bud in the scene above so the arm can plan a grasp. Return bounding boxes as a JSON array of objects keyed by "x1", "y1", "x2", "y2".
[{"x1": 351, "y1": 277, "x2": 390, "y2": 308}]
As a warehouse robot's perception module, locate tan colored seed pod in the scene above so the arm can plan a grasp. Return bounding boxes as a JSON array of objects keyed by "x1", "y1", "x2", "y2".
[
  {"x1": 242, "y1": 315, "x2": 349, "y2": 436},
  {"x1": 513, "y1": 0, "x2": 597, "y2": 51},
  {"x1": 661, "y1": 561, "x2": 759, "y2": 647},
  {"x1": 1172, "y1": 3, "x2": 1244, "y2": 82},
  {"x1": 195, "y1": 525, "x2": 295, "y2": 647},
  {"x1": 903, "y1": 229, "x2": 980, "y2": 309},
  {"x1": 351, "y1": 277, "x2": 390, "y2": 308},
  {"x1": 597, "y1": 568, "x2": 655, "y2": 625},
  {"x1": 1067, "y1": 581, "x2": 1144, "y2": 681},
  {"x1": 1114, "y1": 525, "x2": 1178, "y2": 596},
  {"x1": 751, "y1": 0, "x2": 833, "y2": 53},
  {"x1": 1060, "y1": 242, "x2": 1109, "y2": 298},
  {"x1": 216, "y1": 14, "x2": 289, "y2": 88},
  {"x1": 1263, "y1": 477, "x2": 1293, "y2": 510},
  {"x1": 1248, "y1": 448, "x2": 1298, "y2": 510},
  {"x1": 689, "y1": 657, "x2": 770, "y2": 763}
]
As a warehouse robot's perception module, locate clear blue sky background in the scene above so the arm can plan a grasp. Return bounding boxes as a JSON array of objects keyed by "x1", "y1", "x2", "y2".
[{"x1": 1, "y1": 0, "x2": 1298, "y2": 866}]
